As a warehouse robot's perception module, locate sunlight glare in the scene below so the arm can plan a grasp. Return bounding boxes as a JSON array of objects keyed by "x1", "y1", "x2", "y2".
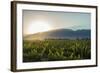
[{"x1": 27, "y1": 20, "x2": 51, "y2": 34}]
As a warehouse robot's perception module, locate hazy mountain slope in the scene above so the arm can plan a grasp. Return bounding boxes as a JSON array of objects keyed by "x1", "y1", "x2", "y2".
[{"x1": 24, "y1": 29, "x2": 91, "y2": 40}]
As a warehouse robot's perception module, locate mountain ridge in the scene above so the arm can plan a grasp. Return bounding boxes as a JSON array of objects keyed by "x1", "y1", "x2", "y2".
[{"x1": 24, "y1": 29, "x2": 91, "y2": 40}]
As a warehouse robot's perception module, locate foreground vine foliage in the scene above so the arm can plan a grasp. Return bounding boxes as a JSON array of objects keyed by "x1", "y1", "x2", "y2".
[{"x1": 23, "y1": 39, "x2": 91, "y2": 62}]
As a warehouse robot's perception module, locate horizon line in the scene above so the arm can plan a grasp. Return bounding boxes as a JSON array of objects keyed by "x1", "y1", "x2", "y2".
[{"x1": 23, "y1": 28, "x2": 91, "y2": 36}]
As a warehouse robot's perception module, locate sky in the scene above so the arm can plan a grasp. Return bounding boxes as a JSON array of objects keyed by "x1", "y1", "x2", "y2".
[{"x1": 23, "y1": 10, "x2": 91, "y2": 35}]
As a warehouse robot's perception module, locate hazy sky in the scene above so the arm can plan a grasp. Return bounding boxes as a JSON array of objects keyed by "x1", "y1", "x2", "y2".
[{"x1": 23, "y1": 10, "x2": 91, "y2": 35}]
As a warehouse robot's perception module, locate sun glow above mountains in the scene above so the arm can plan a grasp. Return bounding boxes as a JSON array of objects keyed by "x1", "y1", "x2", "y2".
[
  {"x1": 26, "y1": 20, "x2": 52, "y2": 35},
  {"x1": 23, "y1": 10, "x2": 91, "y2": 36}
]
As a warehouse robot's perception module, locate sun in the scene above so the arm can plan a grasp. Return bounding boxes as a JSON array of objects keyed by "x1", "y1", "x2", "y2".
[{"x1": 27, "y1": 20, "x2": 51, "y2": 34}]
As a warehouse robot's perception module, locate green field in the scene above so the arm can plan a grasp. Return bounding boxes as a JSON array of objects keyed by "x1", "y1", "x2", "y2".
[{"x1": 23, "y1": 39, "x2": 91, "y2": 62}]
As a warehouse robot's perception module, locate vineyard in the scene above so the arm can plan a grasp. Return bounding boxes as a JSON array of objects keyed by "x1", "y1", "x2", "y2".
[{"x1": 23, "y1": 39, "x2": 91, "y2": 62}]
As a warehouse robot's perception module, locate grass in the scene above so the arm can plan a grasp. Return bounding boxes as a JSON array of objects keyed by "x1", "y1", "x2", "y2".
[{"x1": 23, "y1": 39, "x2": 91, "y2": 62}]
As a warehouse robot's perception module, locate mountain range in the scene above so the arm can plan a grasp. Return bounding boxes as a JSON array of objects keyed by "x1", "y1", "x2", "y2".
[{"x1": 24, "y1": 29, "x2": 91, "y2": 40}]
